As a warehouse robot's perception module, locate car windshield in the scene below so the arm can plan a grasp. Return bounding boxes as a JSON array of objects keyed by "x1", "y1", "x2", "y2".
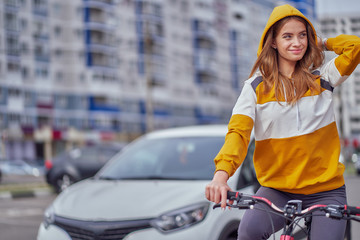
[{"x1": 97, "y1": 136, "x2": 224, "y2": 180}]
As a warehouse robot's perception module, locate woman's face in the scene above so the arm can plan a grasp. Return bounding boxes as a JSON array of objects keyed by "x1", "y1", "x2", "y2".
[{"x1": 273, "y1": 18, "x2": 308, "y2": 67}]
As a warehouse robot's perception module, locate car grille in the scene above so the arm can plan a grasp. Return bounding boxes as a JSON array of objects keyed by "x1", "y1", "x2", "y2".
[{"x1": 53, "y1": 215, "x2": 153, "y2": 240}]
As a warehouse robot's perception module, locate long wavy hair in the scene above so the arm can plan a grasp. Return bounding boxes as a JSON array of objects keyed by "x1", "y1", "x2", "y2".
[{"x1": 249, "y1": 16, "x2": 324, "y2": 105}]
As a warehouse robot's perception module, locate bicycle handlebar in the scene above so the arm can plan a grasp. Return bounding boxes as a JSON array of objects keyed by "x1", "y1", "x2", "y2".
[
  {"x1": 213, "y1": 191, "x2": 360, "y2": 221},
  {"x1": 345, "y1": 206, "x2": 360, "y2": 215}
]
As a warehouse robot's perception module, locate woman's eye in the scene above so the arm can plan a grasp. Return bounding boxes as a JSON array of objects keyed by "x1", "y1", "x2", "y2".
[{"x1": 283, "y1": 35, "x2": 291, "y2": 39}]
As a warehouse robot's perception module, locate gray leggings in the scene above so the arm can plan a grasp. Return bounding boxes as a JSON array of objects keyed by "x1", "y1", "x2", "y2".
[{"x1": 237, "y1": 185, "x2": 347, "y2": 240}]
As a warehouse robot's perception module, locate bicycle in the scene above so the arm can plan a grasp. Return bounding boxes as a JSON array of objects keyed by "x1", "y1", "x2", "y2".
[{"x1": 213, "y1": 191, "x2": 360, "y2": 240}]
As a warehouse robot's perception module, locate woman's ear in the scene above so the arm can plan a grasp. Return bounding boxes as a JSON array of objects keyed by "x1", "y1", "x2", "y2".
[{"x1": 271, "y1": 41, "x2": 277, "y2": 49}]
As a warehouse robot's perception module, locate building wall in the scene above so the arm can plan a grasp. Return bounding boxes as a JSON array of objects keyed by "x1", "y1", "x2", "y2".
[
  {"x1": 319, "y1": 14, "x2": 360, "y2": 140},
  {"x1": 0, "y1": 0, "x2": 276, "y2": 162}
]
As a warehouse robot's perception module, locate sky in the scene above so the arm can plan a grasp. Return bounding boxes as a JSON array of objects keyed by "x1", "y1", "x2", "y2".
[{"x1": 315, "y1": 0, "x2": 360, "y2": 17}]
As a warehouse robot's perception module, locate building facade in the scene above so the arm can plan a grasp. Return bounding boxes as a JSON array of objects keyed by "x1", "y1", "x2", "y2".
[
  {"x1": 318, "y1": 14, "x2": 360, "y2": 146},
  {"x1": 0, "y1": 0, "x2": 277, "y2": 162}
]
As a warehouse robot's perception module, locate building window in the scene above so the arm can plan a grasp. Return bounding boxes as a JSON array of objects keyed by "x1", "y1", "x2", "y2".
[
  {"x1": 80, "y1": 97, "x2": 88, "y2": 109},
  {"x1": 19, "y1": 0, "x2": 27, "y2": 7},
  {"x1": 22, "y1": 115, "x2": 34, "y2": 126},
  {"x1": 8, "y1": 113, "x2": 21, "y2": 124},
  {"x1": 8, "y1": 88, "x2": 21, "y2": 97},
  {"x1": 53, "y1": 2, "x2": 63, "y2": 16},
  {"x1": 55, "y1": 95, "x2": 67, "y2": 108},
  {"x1": 78, "y1": 50, "x2": 85, "y2": 61},
  {"x1": 21, "y1": 42, "x2": 29, "y2": 55},
  {"x1": 54, "y1": 26, "x2": 62, "y2": 36},
  {"x1": 0, "y1": 113, "x2": 5, "y2": 128},
  {"x1": 75, "y1": 29, "x2": 83, "y2": 39},
  {"x1": 54, "y1": 118, "x2": 68, "y2": 129},
  {"x1": 20, "y1": 18, "x2": 28, "y2": 31},
  {"x1": 55, "y1": 71, "x2": 63, "y2": 82},
  {"x1": 24, "y1": 92, "x2": 35, "y2": 107},
  {"x1": 76, "y1": 7, "x2": 83, "y2": 20},
  {"x1": 6, "y1": 36, "x2": 20, "y2": 56},
  {"x1": 79, "y1": 73, "x2": 86, "y2": 82},
  {"x1": 5, "y1": 13, "x2": 19, "y2": 31},
  {"x1": 35, "y1": 65, "x2": 49, "y2": 78},
  {"x1": 0, "y1": 88, "x2": 5, "y2": 103},
  {"x1": 7, "y1": 62, "x2": 20, "y2": 73},
  {"x1": 54, "y1": 48, "x2": 62, "y2": 58},
  {"x1": 34, "y1": 43, "x2": 50, "y2": 62},
  {"x1": 21, "y1": 67, "x2": 29, "y2": 79}
]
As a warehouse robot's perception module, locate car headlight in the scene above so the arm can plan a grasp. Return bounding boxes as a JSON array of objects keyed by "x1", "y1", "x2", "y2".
[
  {"x1": 150, "y1": 202, "x2": 209, "y2": 233},
  {"x1": 43, "y1": 205, "x2": 55, "y2": 229}
]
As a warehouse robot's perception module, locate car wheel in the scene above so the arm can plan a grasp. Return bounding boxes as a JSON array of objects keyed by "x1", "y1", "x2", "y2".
[
  {"x1": 218, "y1": 220, "x2": 240, "y2": 240},
  {"x1": 55, "y1": 174, "x2": 75, "y2": 193}
]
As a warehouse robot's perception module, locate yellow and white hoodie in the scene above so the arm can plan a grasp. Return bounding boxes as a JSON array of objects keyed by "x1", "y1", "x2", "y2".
[{"x1": 215, "y1": 4, "x2": 360, "y2": 194}]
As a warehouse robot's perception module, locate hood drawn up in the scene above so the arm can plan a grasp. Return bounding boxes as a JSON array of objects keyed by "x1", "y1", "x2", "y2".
[{"x1": 257, "y1": 4, "x2": 317, "y2": 57}]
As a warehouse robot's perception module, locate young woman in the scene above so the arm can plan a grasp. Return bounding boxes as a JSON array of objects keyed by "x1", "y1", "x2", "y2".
[{"x1": 205, "y1": 4, "x2": 360, "y2": 240}]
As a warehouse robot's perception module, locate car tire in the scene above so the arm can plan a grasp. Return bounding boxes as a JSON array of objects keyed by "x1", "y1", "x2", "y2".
[
  {"x1": 217, "y1": 220, "x2": 240, "y2": 240},
  {"x1": 55, "y1": 174, "x2": 75, "y2": 193}
]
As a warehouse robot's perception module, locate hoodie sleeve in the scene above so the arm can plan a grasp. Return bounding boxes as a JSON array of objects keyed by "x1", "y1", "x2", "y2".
[
  {"x1": 320, "y1": 34, "x2": 360, "y2": 87},
  {"x1": 214, "y1": 82, "x2": 255, "y2": 177}
]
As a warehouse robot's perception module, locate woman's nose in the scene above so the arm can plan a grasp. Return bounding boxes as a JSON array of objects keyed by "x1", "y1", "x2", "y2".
[{"x1": 293, "y1": 37, "x2": 301, "y2": 46}]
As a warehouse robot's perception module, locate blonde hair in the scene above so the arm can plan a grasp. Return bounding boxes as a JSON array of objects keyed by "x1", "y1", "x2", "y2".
[{"x1": 249, "y1": 16, "x2": 324, "y2": 105}]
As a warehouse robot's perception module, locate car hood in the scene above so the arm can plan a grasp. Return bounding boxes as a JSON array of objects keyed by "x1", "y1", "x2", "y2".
[{"x1": 52, "y1": 178, "x2": 210, "y2": 221}]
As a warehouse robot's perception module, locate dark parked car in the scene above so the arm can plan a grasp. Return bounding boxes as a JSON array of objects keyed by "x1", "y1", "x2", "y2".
[
  {"x1": 45, "y1": 143, "x2": 124, "y2": 192},
  {"x1": 353, "y1": 153, "x2": 360, "y2": 175}
]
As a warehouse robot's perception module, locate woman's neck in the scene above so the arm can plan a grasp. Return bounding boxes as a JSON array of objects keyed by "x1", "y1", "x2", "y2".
[{"x1": 278, "y1": 60, "x2": 296, "y2": 79}]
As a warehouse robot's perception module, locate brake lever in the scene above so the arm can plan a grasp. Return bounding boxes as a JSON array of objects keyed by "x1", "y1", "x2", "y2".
[
  {"x1": 213, "y1": 203, "x2": 233, "y2": 209},
  {"x1": 213, "y1": 200, "x2": 254, "y2": 210}
]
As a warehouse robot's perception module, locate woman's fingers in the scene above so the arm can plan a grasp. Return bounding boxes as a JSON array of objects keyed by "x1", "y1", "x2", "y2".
[
  {"x1": 220, "y1": 187, "x2": 229, "y2": 209},
  {"x1": 205, "y1": 184, "x2": 212, "y2": 201},
  {"x1": 205, "y1": 183, "x2": 219, "y2": 202},
  {"x1": 205, "y1": 182, "x2": 232, "y2": 210},
  {"x1": 205, "y1": 171, "x2": 231, "y2": 209}
]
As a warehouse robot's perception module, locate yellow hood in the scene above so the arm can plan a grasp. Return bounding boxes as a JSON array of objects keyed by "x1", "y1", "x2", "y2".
[{"x1": 257, "y1": 4, "x2": 317, "y2": 56}]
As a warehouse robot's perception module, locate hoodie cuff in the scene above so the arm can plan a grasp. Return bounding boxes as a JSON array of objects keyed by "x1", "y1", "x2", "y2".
[
  {"x1": 215, "y1": 161, "x2": 234, "y2": 177},
  {"x1": 322, "y1": 38, "x2": 328, "y2": 51}
]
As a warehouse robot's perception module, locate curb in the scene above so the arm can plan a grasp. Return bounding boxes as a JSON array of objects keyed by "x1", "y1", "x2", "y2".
[
  {"x1": 0, "y1": 187, "x2": 54, "y2": 200},
  {"x1": 0, "y1": 174, "x2": 55, "y2": 200}
]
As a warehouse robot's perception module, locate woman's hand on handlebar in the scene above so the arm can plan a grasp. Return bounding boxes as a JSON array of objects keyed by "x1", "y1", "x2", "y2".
[{"x1": 205, "y1": 170, "x2": 233, "y2": 209}]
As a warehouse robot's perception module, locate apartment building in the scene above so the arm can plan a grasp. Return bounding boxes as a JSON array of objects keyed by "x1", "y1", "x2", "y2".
[{"x1": 0, "y1": 0, "x2": 277, "y2": 162}]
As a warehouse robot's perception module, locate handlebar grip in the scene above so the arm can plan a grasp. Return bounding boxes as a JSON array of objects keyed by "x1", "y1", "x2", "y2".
[
  {"x1": 227, "y1": 191, "x2": 238, "y2": 200},
  {"x1": 346, "y1": 206, "x2": 360, "y2": 215}
]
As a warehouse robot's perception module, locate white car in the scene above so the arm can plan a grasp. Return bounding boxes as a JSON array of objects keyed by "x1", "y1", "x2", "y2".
[{"x1": 37, "y1": 125, "x2": 258, "y2": 240}]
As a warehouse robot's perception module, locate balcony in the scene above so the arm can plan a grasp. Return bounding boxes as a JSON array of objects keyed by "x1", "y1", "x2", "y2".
[
  {"x1": 86, "y1": 52, "x2": 117, "y2": 68},
  {"x1": 83, "y1": 0, "x2": 113, "y2": 10},
  {"x1": 34, "y1": 54, "x2": 50, "y2": 63},
  {"x1": 88, "y1": 96, "x2": 120, "y2": 112},
  {"x1": 32, "y1": 6, "x2": 48, "y2": 17},
  {"x1": 193, "y1": 51, "x2": 217, "y2": 75},
  {"x1": 33, "y1": 32, "x2": 50, "y2": 41}
]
